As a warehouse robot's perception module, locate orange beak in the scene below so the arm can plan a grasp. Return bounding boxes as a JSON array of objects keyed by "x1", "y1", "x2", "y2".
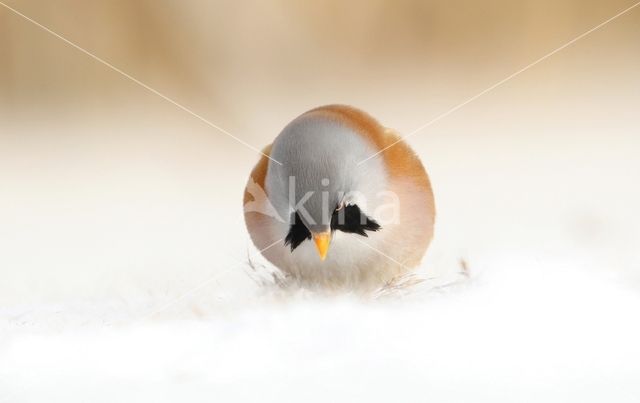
[{"x1": 312, "y1": 231, "x2": 331, "y2": 261}]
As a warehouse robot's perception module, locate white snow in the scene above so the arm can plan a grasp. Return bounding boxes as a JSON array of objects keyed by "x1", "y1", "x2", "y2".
[{"x1": 2, "y1": 247, "x2": 640, "y2": 402}]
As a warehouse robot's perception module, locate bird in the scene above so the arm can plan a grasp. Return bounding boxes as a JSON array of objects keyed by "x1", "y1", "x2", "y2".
[{"x1": 243, "y1": 105, "x2": 435, "y2": 291}]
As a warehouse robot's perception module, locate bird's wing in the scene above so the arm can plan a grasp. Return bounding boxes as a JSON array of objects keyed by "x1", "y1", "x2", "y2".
[{"x1": 243, "y1": 144, "x2": 273, "y2": 207}]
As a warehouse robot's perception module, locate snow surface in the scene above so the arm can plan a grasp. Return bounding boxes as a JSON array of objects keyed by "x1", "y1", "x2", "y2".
[{"x1": 2, "y1": 249, "x2": 640, "y2": 402}]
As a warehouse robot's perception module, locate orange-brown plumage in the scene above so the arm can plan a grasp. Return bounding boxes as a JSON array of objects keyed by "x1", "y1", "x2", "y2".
[{"x1": 243, "y1": 105, "x2": 435, "y2": 291}]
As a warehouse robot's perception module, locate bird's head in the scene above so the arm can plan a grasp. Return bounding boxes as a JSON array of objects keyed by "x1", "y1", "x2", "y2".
[{"x1": 266, "y1": 113, "x2": 388, "y2": 261}]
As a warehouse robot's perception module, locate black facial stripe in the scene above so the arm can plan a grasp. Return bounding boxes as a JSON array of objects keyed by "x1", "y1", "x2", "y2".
[
  {"x1": 285, "y1": 205, "x2": 381, "y2": 252},
  {"x1": 331, "y1": 204, "x2": 381, "y2": 237},
  {"x1": 284, "y1": 211, "x2": 311, "y2": 251}
]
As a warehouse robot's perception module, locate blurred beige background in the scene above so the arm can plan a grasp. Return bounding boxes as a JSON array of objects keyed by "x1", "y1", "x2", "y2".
[{"x1": 1, "y1": 0, "x2": 639, "y2": 306}]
